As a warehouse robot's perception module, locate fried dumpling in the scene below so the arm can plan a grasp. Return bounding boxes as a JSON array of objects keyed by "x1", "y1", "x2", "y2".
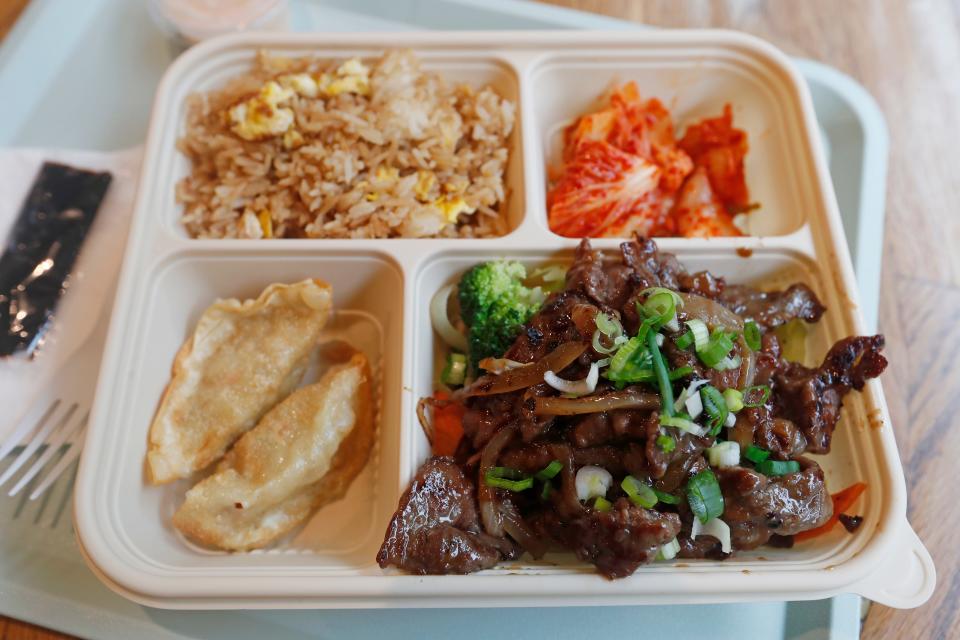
[
  {"x1": 172, "y1": 352, "x2": 374, "y2": 551},
  {"x1": 147, "y1": 279, "x2": 332, "y2": 484}
]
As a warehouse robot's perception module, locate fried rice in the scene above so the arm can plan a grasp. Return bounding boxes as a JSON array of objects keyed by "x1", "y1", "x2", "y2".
[{"x1": 176, "y1": 49, "x2": 515, "y2": 239}]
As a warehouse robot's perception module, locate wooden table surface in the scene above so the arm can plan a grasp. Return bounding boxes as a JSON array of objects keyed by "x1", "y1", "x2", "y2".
[{"x1": 0, "y1": 0, "x2": 954, "y2": 638}]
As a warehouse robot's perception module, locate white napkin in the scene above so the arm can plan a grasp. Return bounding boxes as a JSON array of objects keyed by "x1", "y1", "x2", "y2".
[{"x1": 0, "y1": 147, "x2": 142, "y2": 441}]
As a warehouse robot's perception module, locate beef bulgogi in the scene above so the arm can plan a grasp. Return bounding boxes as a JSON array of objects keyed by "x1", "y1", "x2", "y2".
[{"x1": 378, "y1": 236, "x2": 885, "y2": 578}]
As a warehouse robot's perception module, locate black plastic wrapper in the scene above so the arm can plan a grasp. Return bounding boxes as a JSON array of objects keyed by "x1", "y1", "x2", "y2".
[{"x1": 0, "y1": 162, "x2": 112, "y2": 358}]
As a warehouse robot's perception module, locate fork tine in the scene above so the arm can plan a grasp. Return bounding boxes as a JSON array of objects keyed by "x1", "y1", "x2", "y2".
[
  {"x1": 50, "y1": 455, "x2": 80, "y2": 528},
  {"x1": 0, "y1": 399, "x2": 60, "y2": 461},
  {"x1": 30, "y1": 422, "x2": 87, "y2": 501},
  {"x1": 0, "y1": 402, "x2": 77, "y2": 488},
  {"x1": 8, "y1": 410, "x2": 88, "y2": 497}
]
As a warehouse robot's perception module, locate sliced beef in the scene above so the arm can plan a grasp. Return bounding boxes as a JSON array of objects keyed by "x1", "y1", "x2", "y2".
[
  {"x1": 461, "y1": 392, "x2": 516, "y2": 450},
  {"x1": 384, "y1": 236, "x2": 887, "y2": 576},
  {"x1": 619, "y1": 236, "x2": 689, "y2": 291},
  {"x1": 678, "y1": 270, "x2": 726, "y2": 299},
  {"x1": 498, "y1": 442, "x2": 555, "y2": 473},
  {"x1": 756, "y1": 415, "x2": 808, "y2": 460},
  {"x1": 503, "y1": 291, "x2": 593, "y2": 363},
  {"x1": 536, "y1": 498, "x2": 681, "y2": 578},
  {"x1": 565, "y1": 238, "x2": 636, "y2": 309},
  {"x1": 662, "y1": 336, "x2": 746, "y2": 391},
  {"x1": 716, "y1": 460, "x2": 832, "y2": 550},
  {"x1": 568, "y1": 409, "x2": 653, "y2": 448},
  {"x1": 731, "y1": 406, "x2": 808, "y2": 459},
  {"x1": 719, "y1": 284, "x2": 826, "y2": 331},
  {"x1": 774, "y1": 335, "x2": 887, "y2": 454},
  {"x1": 752, "y1": 331, "x2": 784, "y2": 386},
  {"x1": 654, "y1": 434, "x2": 711, "y2": 493},
  {"x1": 377, "y1": 457, "x2": 507, "y2": 575}
]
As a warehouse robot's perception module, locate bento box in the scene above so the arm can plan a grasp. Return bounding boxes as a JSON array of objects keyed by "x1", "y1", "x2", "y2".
[{"x1": 73, "y1": 30, "x2": 934, "y2": 609}]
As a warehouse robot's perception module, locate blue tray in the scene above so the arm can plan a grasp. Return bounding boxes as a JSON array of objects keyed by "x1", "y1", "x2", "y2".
[{"x1": 0, "y1": 1, "x2": 886, "y2": 638}]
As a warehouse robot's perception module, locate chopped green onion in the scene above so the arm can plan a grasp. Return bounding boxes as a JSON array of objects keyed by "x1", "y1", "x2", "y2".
[
  {"x1": 535, "y1": 460, "x2": 563, "y2": 481},
  {"x1": 595, "y1": 311, "x2": 623, "y2": 338},
  {"x1": 669, "y1": 366, "x2": 694, "y2": 380},
  {"x1": 440, "y1": 352, "x2": 468, "y2": 386},
  {"x1": 603, "y1": 364, "x2": 692, "y2": 384},
  {"x1": 487, "y1": 466, "x2": 526, "y2": 480},
  {"x1": 674, "y1": 378, "x2": 709, "y2": 414},
  {"x1": 541, "y1": 480, "x2": 553, "y2": 499},
  {"x1": 622, "y1": 475, "x2": 658, "y2": 508},
  {"x1": 742, "y1": 385, "x2": 772, "y2": 407},
  {"x1": 484, "y1": 472, "x2": 534, "y2": 492},
  {"x1": 756, "y1": 459, "x2": 801, "y2": 476},
  {"x1": 698, "y1": 329, "x2": 737, "y2": 368},
  {"x1": 685, "y1": 319, "x2": 709, "y2": 351},
  {"x1": 700, "y1": 385, "x2": 729, "y2": 436},
  {"x1": 640, "y1": 287, "x2": 684, "y2": 308},
  {"x1": 592, "y1": 329, "x2": 617, "y2": 354},
  {"x1": 608, "y1": 335, "x2": 644, "y2": 375},
  {"x1": 744, "y1": 445, "x2": 771, "y2": 464},
  {"x1": 707, "y1": 441, "x2": 740, "y2": 468},
  {"x1": 744, "y1": 320, "x2": 761, "y2": 351},
  {"x1": 660, "y1": 414, "x2": 705, "y2": 436},
  {"x1": 686, "y1": 469, "x2": 724, "y2": 524},
  {"x1": 656, "y1": 434, "x2": 676, "y2": 453},
  {"x1": 675, "y1": 330, "x2": 694, "y2": 349},
  {"x1": 653, "y1": 489, "x2": 680, "y2": 504},
  {"x1": 593, "y1": 496, "x2": 613, "y2": 512},
  {"x1": 723, "y1": 388, "x2": 744, "y2": 412},
  {"x1": 646, "y1": 330, "x2": 675, "y2": 416},
  {"x1": 713, "y1": 355, "x2": 742, "y2": 371},
  {"x1": 643, "y1": 291, "x2": 677, "y2": 327},
  {"x1": 656, "y1": 537, "x2": 681, "y2": 560}
]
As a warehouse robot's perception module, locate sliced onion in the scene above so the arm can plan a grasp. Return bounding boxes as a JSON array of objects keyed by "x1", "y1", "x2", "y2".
[
  {"x1": 430, "y1": 283, "x2": 468, "y2": 351},
  {"x1": 664, "y1": 314, "x2": 680, "y2": 332},
  {"x1": 547, "y1": 443, "x2": 582, "y2": 516},
  {"x1": 478, "y1": 426, "x2": 515, "y2": 537},
  {"x1": 478, "y1": 357, "x2": 530, "y2": 375},
  {"x1": 499, "y1": 499, "x2": 547, "y2": 559},
  {"x1": 544, "y1": 362, "x2": 599, "y2": 397},
  {"x1": 724, "y1": 411, "x2": 737, "y2": 428},
  {"x1": 575, "y1": 465, "x2": 612, "y2": 502},
  {"x1": 463, "y1": 341, "x2": 587, "y2": 397},
  {"x1": 679, "y1": 292, "x2": 743, "y2": 332},
  {"x1": 534, "y1": 388, "x2": 659, "y2": 415},
  {"x1": 691, "y1": 516, "x2": 732, "y2": 553},
  {"x1": 737, "y1": 336, "x2": 756, "y2": 388}
]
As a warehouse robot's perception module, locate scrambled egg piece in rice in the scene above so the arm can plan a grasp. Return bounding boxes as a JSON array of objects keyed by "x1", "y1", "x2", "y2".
[
  {"x1": 433, "y1": 196, "x2": 475, "y2": 224},
  {"x1": 228, "y1": 81, "x2": 295, "y2": 141},
  {"x1": 317, "y1": 58, "x2": 371, "y2": 97}
]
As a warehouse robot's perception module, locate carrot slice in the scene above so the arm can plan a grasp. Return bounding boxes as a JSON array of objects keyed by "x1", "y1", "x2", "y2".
[
  {"x1": 430, "y1": 390, "x2": 465, "y2": 457},
  {"x1": 794, "y1": 482, "x2": 867, "y2": 542}
]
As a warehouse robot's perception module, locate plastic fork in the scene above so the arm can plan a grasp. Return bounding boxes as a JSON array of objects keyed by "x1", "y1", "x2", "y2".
[{"x1": 0, "y1": 313, "x2": 108, "y2": 501}]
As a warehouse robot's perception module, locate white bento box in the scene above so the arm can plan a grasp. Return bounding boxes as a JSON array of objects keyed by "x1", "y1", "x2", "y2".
[{"x1": 73, "y1": 30, "x2": 934, "y2": 610}]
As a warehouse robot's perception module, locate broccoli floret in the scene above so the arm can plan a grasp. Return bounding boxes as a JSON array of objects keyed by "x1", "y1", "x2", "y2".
[{"x1": 457, "y1": 260, "x2": 544, "y2": 367}]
